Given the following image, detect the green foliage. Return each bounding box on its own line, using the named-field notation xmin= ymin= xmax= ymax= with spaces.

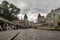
xmin=58 ymin=15 xmax=60 ymax=19
xmin=0 ymin=1 xmax=20 ymax=21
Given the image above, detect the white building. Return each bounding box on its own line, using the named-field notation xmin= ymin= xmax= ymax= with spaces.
xmin=46 ymin=8 xmax=60 ymax=28
xmin=46 ymin=8 xmax=60 ymax=23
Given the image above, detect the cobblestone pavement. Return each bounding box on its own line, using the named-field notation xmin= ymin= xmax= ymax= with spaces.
xmin=14 ymin=29 xmax=60 ymax=40
xmin=0 ymin=30 xmax=20 ymax=40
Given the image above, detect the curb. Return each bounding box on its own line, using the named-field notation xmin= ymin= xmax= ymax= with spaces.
xmin=8 ymin=30 xmax=21 ymax=40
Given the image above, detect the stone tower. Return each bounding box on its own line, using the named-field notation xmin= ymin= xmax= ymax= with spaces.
xmin=24 ymin=14 xmax=28 ymax=22
xmin=38 ymin=14 xmax=41 ymax=23
xmin=24 ymin=14 xmax=28 ymax=27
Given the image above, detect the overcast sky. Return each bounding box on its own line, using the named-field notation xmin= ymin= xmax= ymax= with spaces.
xmin=0 ymin=0 xmax=60 ymax=22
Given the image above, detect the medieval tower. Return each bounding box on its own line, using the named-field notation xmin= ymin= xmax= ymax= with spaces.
xmin=38 ymin=14 xmax=41 ymax=23
xmin=24 ymin=14 xmax=28 ymax=27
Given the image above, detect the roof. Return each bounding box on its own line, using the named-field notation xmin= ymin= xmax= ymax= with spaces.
xmin=38 ymin=14 xmax=41 ymax=17
xmin=24 ymin=14 xmax=27 ymax=18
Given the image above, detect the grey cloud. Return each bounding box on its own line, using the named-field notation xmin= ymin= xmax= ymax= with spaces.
xmin=21 ymin=0 xmax=60 ymax=13
xmin=0 ymin=0 xmax=60 ymax=14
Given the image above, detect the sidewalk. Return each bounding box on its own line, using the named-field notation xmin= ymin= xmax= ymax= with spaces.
xmin=0 ymin=29 xmax=21 ymax=40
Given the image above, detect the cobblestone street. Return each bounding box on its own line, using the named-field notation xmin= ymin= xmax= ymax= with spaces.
xmin=14 ymin=29 xmax=60 ymax=40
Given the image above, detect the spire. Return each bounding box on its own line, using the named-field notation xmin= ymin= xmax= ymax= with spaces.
xmin=38 ymin=13 xmax=41 ymax=17
xmin=24 ymin=14 xmax=27 ymax=18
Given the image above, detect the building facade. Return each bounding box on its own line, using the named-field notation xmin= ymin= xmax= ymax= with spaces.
xmin=46 ymin=8 xmax=60 ymax=23
xmin=38 ymin=14 xmax=45 ymax=23
xmin=38 ymin=14 xmax=41 ymax=23
xmin=46 ymin=8 xmax=60 ymax=28
xmin=24 ymin=14 xmax=29 ymax=27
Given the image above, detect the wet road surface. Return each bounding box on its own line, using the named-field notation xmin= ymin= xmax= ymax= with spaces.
xmin=14 ymin=29 xmax=60 ymax=40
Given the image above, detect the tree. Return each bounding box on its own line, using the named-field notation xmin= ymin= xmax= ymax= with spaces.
xmin=9 ymin=4 xmax=20 ymax=16
xmin=0 ymin=1 xmax=21 ymax=21
xmin=58 ymin=15 xmax=60 ymax=19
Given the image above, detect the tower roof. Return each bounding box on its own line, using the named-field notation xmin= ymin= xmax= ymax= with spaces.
xmin=38 ymin=14 xmax=41 ymax=17
xmin=24 ymin=14 xmax=27 ymax=18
